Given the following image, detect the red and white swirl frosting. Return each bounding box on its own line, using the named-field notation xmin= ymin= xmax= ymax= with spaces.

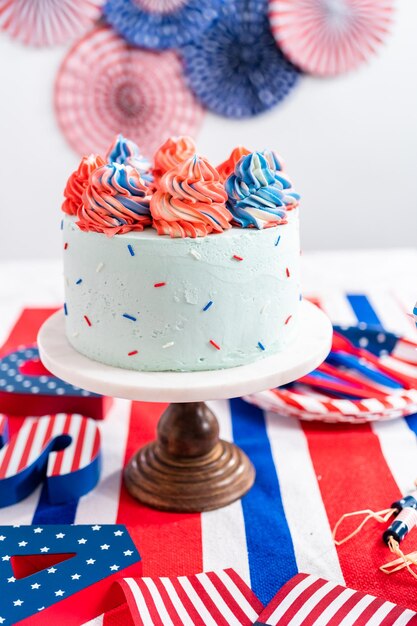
xmin=62 ymin=154 xmax=105 ymax=216
xmin=152 ymin=136 xmax=197 ymax=186
xmin=217 ymin=146 xmax=251 ymax=182
xmin=77 ymin=163 xmax=152 ymax=236
xmin=150 ymin=155 xmax=232 ymax=238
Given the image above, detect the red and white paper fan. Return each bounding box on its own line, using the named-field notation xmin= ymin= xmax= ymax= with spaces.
xmin=55 ymin=27 xmax=204 ymax=157
xmin=0 ymin=0 xmax=103 ymax=47
xmin=268 ymin=0 xmax=394 ymax=76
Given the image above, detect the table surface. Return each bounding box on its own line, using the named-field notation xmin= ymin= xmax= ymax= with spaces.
xmin=1 ymin=249 xmax=417 ymax=624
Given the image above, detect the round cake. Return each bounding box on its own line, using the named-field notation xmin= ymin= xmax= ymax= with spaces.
xmin=62 ymin=135 xmax=301 ymax=372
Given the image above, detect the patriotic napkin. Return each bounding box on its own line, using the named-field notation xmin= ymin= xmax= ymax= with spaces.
xmin=255 ymin=573 xmax=417 ymax=625
xmin=103 ymin=568 xmax=264 ymax=626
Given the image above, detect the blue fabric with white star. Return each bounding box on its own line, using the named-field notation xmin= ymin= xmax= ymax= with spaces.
xmin=0 ymin=524 xmax=140 ymax=625
xmin=0 ymin=347 xmax=98 ymax=397
xmin=333 ymin=323 xmax=399 ymax=356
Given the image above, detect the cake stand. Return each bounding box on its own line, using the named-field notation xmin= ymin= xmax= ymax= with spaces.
xmin=37 ymin=300 xmax=332 ymax=513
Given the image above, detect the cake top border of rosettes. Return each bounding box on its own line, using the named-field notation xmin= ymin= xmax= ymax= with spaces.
xmin=62 ymin=134 xmax=300 ymax=239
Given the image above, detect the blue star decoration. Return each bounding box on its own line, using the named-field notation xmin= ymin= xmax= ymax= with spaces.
xmin=0 ymin=346 xmax=108 ymax=420
xmin=0 ymin=346 xmax=96 ymax=397
xmin=0 ymin=525 xmax=140 ymax=624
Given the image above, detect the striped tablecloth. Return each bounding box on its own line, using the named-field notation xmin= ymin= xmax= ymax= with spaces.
xmin=0 ymin=250 xmax=416 ymax=623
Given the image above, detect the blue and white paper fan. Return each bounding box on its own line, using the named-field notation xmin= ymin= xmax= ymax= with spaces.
xmin=103 ymin=0 xmax=221 ymax=49
xmin=180 ymin=3 xmax=300 ymax=118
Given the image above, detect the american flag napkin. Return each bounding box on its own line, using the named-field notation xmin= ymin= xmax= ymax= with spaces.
xmin=254 ymin=573 xmax=417 ymax=625
xmin=103 ymin=568 xmax=264 ymax=626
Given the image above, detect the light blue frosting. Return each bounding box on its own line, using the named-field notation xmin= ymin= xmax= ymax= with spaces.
xmin=107 ymin=134 xmax=153 ymax=183
xmin=225 ymin=152 xmax=300 ymax=229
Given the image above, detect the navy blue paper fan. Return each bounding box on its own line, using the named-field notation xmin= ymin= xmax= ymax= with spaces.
xmin=180 ymin=3 xmax=300 ymax=118
xmin=103 ymin=0 xmax=221 ymax=50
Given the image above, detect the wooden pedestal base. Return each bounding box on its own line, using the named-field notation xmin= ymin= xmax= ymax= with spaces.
xmin=124 ymin=402 xmax=255 ymax=512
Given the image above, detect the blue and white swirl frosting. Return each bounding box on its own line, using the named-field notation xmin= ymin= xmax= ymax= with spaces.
xmin=106 ymin=134 xmax=153 ymax=183
xmin=225 ymin=152 xmax=300 ymax=229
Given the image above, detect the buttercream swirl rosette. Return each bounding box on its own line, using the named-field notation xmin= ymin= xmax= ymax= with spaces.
xmin=62 ymin=154 xmax=105 ymax=216
xmin=106 ymin=134 xmax=152 ymax=183
xmin=78 ymin=163 xmax=152 ymax=236
xmin=217 ymin=146 xmax=251 ymax=183
xmin=262 ymin=149 xmax=285 ymax=174
xmin=153 ymin=136 xmax=196 ymax=186
xmin=226 ymin=152 xmax=300 ymax=229
xmin=150 ymin=155 xmax=233 ymax=238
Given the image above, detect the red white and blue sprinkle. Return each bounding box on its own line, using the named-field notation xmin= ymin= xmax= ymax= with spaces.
xmin=76 ymin=278 xmax=83 ymax=285
xmin=154 ymin=282 xmax=166 ymax=288
xmin=162 ymin=342 xmax=175 ymax=349
xmin=209 ymin=339 xmax=221 ymax=350
xmin=64 ymin=242 xmax=68 ymax=250
xmin=60 ymin=219 xmax=64 ymax=230
xmin=203 ymin=301 xmax=213 ymax=311
xmin=84 ymin=315 xmax=92 ymax=327
xmin=96 ymin=262 xmax=104 ymax=273
xmin=275 ymin=234 xmax=281 ymax=246
xmin=286 ymin=267 xmax=290 ymax=278
xmin=122 ymin=314 xmax=137 ymax=322
xmin=128 ymin=350 xmax=138 ymax=356
xmin=127 ymin=244 xmax=135 ymax=256
xmin=232 ymin=255 xmax=243 ymax=261
xmin=285 ymin=315 xmax=292 ymax=325
xmin=258 ymin=341 xmax=265 ymax=351
xmin=64 ymin=303 xmax=68 ymax=316
xmin=190 ymin=249 xmax=201 ymax=260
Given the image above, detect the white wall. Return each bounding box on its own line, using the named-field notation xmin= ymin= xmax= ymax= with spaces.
xmin=0 ymin=0 xmax=416 ymax=261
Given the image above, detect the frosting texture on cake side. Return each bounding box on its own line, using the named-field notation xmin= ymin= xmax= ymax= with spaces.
xmin=62 ymin=211 xmax=300 ymax=372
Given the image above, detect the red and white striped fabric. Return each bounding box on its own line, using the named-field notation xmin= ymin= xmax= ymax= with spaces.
xmin=114 ymin=569 xmax=263 ymax=626
xmin=0 ymin=0 xmax=103 ymax=47
xmin=268 ymin=0 xmax=394 ymax=76
xmin=0 ymin=412 xmax=100 ymax=478
xmin=55 ymin=27 xmax=204 ymax=158
xmin=255 ymin=573 xmax=417 ymax=625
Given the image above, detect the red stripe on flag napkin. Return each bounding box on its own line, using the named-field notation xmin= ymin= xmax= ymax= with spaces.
xmin=255 ymin=573 xmax=417 ymax=625
xmin=103 ymin=568 xmax=263 ymax=626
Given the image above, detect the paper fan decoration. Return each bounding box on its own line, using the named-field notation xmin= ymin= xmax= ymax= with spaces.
xmin=55 ymin=27 xmax=204 ymax=158
xmin=103 ymin=0 xmax=221 ymax=50
xmin=181 ymin=5 xmax=300 ymax=118
xmin=268 ymin=0 xmax=394 ymax=76
xmin=0 ymin=0 xmax=103 ymax=46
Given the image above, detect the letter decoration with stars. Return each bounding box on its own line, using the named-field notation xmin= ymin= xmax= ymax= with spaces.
xmin=0 ymin=346 xmax=110 ymax=420
xmin=0 ymin=524 xmax=141 ymax=625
